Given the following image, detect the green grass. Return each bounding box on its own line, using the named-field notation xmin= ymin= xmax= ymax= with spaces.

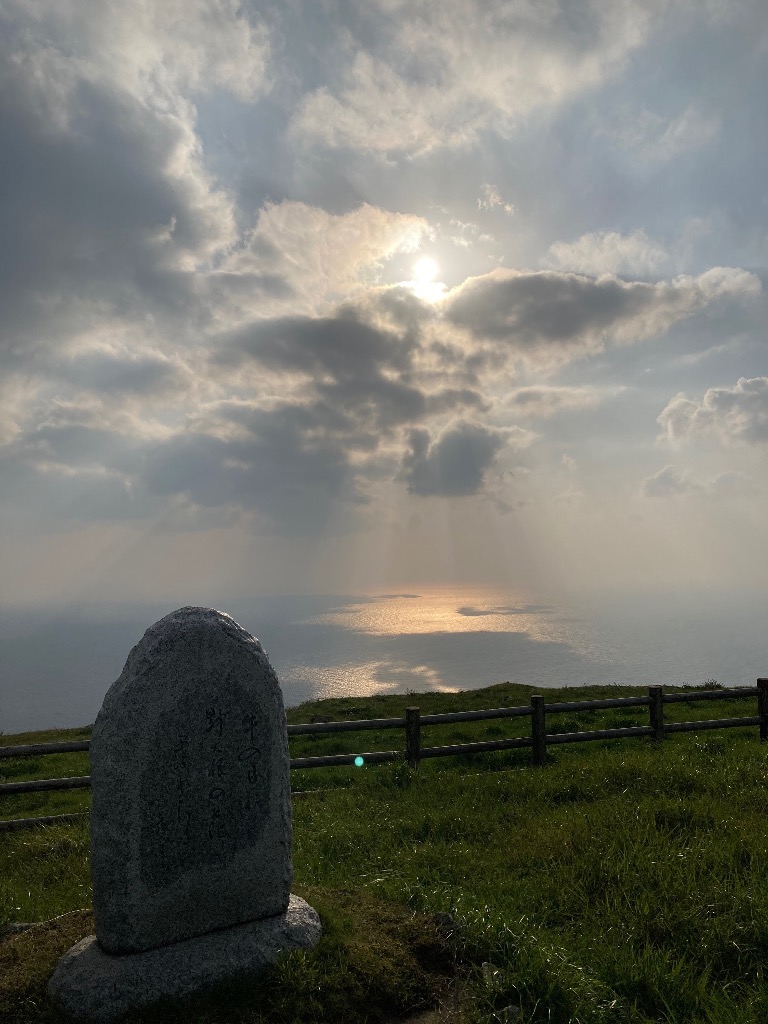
xmin=3 ymin=681 xmax=768 ymax=1022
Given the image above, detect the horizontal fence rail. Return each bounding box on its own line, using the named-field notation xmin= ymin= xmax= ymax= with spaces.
xmin=1 ymin=681 xmax=766 ymax=831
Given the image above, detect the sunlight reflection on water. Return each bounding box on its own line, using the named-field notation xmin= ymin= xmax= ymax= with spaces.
xmin=279 ymin=585 xmax=767 ymax=704
xmin=285 ymin=658 xmax=452 ymax=701
xmin=288 ymin=586 xmax=599 ymax=701
xmin=304 ymin=585 xmax=609 ymax=656
xmin=2 ymin=585 xmax=765 ymax=732
xmin=307 ymin=586 xmax=560 ymax=637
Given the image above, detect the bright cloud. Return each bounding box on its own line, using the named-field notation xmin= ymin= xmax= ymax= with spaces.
xmin=478 ymin=184 xmax=515 ymax=216
xmin=290 ymin=0 xmax=658 ymax=154
xmin=1 ymin=0 xmax=271 ymax=105
xmin=543 ymin=229 xmax=670 ymax=277
xmin=658 ymin=377 xmax=768 ymax=446
xmin=218 ymin=202 xmax=429 ymax=314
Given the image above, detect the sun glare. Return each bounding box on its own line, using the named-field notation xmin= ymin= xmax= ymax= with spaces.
xmin=412 ymin=256 xmax=439 ymax=283
xmin=404 ymin=255 xmax=445 ymax=302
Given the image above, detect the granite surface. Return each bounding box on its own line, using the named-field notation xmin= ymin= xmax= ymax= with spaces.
xmin=89 ymin=607 xmax=293 ymax=954
xmin=47 ymin=894 xmax=322 ymax=1022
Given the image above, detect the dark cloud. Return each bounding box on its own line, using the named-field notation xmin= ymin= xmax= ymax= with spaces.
xmin=444 ymin=268 xmax=760 ymax=366
xmin=426 ymin=388 xmax=487 ymax=415
xmin=0 ymin=29 xmax=232 ymax=372
xmin=219 ymin=314 xmax=412 ymax=379
xmin=401 ymin=421 xmax=508 ymax=496
xmin=142 ymin=408 xmax=365 ymax=533
xmin=0 ymin=446 xmax=146 ymax=524
xmin=218 ymin=396 xmax=363 ymax=445
xmin=204 ymin=271 xmax=294 ymax=308
xmin=53 ymin=352 xmax=181 ymax=395
xmin=20 ymin=423 xmax=133 ymax=468
xmin=446 ymin=270 xmax=650 ymax=343
xmin=361 ymin=286 xmax=434 ymax=341
xmin=6 ymin=399 xmax=146 ymax=472
xmin=216 ymin=308 xmax=484 ymax=436
xmin=0 ymin=403 xmax=156 ymax=524
xmin=1 ymin=290 xmax=491 ymax=534
xmin=315 ymin=377 xmax=427 ymax=431
xmin=1 ymin=396 xmax=369 ymax=534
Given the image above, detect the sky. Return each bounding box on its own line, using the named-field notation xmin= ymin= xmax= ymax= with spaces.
xmin=1 ymin=0 xmax=767 ymax=611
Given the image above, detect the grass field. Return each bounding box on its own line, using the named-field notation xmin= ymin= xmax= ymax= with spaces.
xmin=3 ymin=681 xmax=768 ymax=1023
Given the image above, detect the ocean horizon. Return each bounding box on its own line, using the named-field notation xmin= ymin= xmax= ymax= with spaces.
xmin=2 ymin=585 xmax=766 ymax=735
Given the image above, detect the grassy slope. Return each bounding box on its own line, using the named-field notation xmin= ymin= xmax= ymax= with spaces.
xmin=2 ymin=681 xmax=768 ymax=1023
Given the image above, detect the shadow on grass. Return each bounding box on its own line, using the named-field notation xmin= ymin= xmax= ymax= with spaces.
xmin=1 ymin=887 xmax=467 ymax=1024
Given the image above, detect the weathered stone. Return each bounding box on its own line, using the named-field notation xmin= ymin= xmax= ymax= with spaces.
xmin=47 ymin=893 xmax=321 ymax=1023
xmin=47 ymin=606 xmax=321 ymax=1023
xmin=88 ymin=606 xmax=293 ymax=954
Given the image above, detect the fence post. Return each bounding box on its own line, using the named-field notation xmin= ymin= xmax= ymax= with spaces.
xmin=405 ymin=707 xmax=421 ymax=767
xmin=758 ymin=680 xmax=768 ymax=742
xmin=649 ymin=685 xmax=664 ymax=741
xmin=531 ymin=695 xmax=546 ymax=766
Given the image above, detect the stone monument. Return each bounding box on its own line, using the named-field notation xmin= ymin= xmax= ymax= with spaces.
xmin=48 ymin=606 xmax=321 ymax=1021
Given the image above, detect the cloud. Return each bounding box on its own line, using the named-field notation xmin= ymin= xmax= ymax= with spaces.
xmin=0 ymin=0 xmax=248 ymax=373
xmin=217 ymin=309 xmax=436 ymax=436
xmin=0 ymin=397 xmax=169 ymax=524
xmin=657 ymin=377 xmax=768 ymax=446
xmin=131 ymin=369 xmax=486 ymax=534
xmin=642 ymin=464 xmax=760 ymax=501
xmin=708 ymin=471 xmax=757 ymax=498
xmin=553 ymin=487 xmax=584 ymax=504
xmin=0 ymin=4 xmax=444 ymax=538
xmin=52 ymin=348 xmax=182 ymax=396
xmin=542 ymin=229 xmax=670 ymax=277
xmin=0 ymin=273 xmax=491 ymax=536
xmin=290 ymin=0 xmax=657 ymax=154
xmin=1 ymin=393 xmax=370 ymax=534
xmin=1 ymin=0 xmax=271 ymax=106
xmin=400 ymin=420 xmax=519 ymax=497
xmin=221 ymin=314 xmax=412 ymax=383
xmin=220 ymin=202 xmax=429 ymax=313
xmin=478 ymin=184 xmax=515 ymax=215
xmin=612 ymin=103 xmax=720 ymax=162
xmin=444 ymin=266 xmax=761 ymax=368
xmin=1 ymin=0 xmax=764 ymax=560
xmin=642 ymin=464 xmax=700 ymax=498
xmin=142 ymin=409 xmax=365 ymax=533
xmin=505 ymin=386 xmax=604 ymax=418
xmin=7 ymin=249 xmax=759 ymax=537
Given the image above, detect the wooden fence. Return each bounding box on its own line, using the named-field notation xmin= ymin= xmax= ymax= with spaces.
xmin=2 ymin=681 xmax=767 ymax=831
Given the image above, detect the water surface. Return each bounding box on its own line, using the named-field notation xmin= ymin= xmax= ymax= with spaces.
xmin=1 ymin=586 xmax=766 ymax=734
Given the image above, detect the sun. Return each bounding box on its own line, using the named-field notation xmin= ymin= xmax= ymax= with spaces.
xmin=401 ymin=255 xmax=445 ymax=303
xmin=412 ymin=256 xmax=439 ymax=283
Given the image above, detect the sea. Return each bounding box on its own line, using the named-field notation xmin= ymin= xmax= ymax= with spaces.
xmin=1 ymin=586 xmax=766 ymax=735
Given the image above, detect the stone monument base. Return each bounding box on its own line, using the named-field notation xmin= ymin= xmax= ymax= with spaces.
xmin=47 ymin=894 xmax=321 ymax=1022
